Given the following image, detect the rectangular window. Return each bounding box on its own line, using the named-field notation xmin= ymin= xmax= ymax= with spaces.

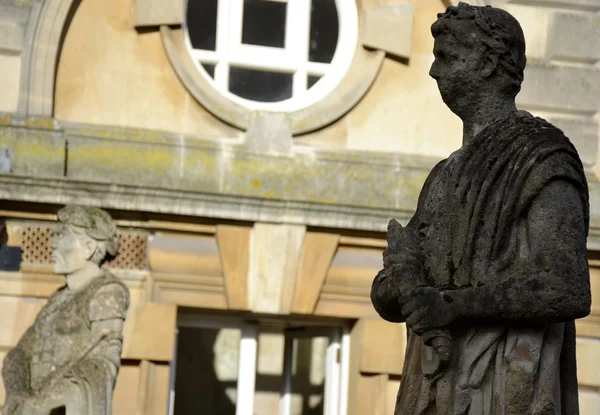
xmin=168 ymin=314 xmax=350 ymax=415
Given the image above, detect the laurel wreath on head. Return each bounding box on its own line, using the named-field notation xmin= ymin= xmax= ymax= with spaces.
xmin=57 ymin=205 xmax=119 ymax=256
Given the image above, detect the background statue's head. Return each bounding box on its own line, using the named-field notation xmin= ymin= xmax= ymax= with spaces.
xmin=50 ymin=205 xmax=118 ymax=275
xmin=429 ymin=2 xmax=526 ymax=117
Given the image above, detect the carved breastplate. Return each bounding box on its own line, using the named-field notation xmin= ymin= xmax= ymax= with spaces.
xmin=29 ymin=274 xmax=111 ymax=390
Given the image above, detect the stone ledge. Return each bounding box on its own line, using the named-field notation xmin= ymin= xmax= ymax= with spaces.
xmin=3 ymin=173 xmax=600 ymax=250
xmin=0 ymin=174 xmax=410 ymax=233
xmin=2 ymin=117 xmax=600 ymax=247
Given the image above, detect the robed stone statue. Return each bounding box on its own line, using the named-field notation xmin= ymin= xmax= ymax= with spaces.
xmin=371 ymin=3 xmax=591 ymax=414
xmin=2 ymin=206 xmax=130 ymax=415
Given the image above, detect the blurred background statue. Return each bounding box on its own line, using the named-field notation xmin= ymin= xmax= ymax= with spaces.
xmin=2 ymin=205 xmax=130 ymax=415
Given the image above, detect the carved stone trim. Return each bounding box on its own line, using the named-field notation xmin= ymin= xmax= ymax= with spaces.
xmin=160 ymin=27 xmax=253 ymax=131
xmin=133 ymin=0 xmax=183 ymax=27
xmin=18 ymin=0 xmax=80 ymax=117
xmin=151 ymin=272 xmax=228 ymax=309
xmin=0 ymin=174 xmax=410 ymax=233
xmin=361 ymin=5 xmax=414 ymax=60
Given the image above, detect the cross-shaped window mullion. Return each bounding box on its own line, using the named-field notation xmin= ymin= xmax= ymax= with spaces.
xmin=186 ymin=0 xmax=353 ymax=111
xmin=215 ymin=0 xmax=233 ymax=89
xmin=286 ymin=0 xmax=312 ymax=97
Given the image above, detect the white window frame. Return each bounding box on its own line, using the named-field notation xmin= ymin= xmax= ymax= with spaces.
xmin=168 ymin=314 xmax=350 ymax=415
xmin=183 ymin=0 xmax=359 ymax=112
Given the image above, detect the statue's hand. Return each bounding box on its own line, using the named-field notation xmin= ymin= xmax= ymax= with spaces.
xmin=385 ymin=219 xmax=421 ymax=263
xmin=401 ymin=287 xmax=458 ymax=335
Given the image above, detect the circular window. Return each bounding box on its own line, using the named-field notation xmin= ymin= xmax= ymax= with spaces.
xmin=183 ymin=0 xmax=358 ymax=112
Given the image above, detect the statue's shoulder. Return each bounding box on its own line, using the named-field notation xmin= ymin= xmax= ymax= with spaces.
xmin=88 ymin=271 xmax=130 ymax=322
xmin=511 ymin=110 xmax=566 ymax=138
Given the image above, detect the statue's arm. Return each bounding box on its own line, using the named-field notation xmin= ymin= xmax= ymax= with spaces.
xmin=84 ymin=318 xmax=126 ymax=381
xmin=371 ymin=168 xmax=437 ymax=325
xmin=371 ymin=269 xmax=406 ymax=323
xmin=448 ymin=179 xmax=591 ymax=324
xmin=2 ymin=325 xmax=35 ymax=397
xmin=82 ymin=282 xmax=129 ymax=377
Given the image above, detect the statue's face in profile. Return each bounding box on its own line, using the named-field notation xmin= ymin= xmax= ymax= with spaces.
xmin=429 ymin=30 xmax=487 ymax=115
xmin=51 ymin=225 xmax=94 ymax=274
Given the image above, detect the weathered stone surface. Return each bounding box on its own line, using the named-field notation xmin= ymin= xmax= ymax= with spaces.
xmin=547 ymin=11 xmax=600 ymax=63
xmin=0 ymin=1 xmax=31 ymax=53
xmin=67 ymin=134 xmax=185 ymax=190
xmin=133 ymin=0 xmax=183 ymax=27
xmin=247 ymin=223 xmax=305 ymax=314
xmin=1 ymin=205 xmax=130 ymax=415
xmin=372 ymin=4 xmax=591 ymax=414
xmin=361 ymin=5 xmax=414 ymax=59
xmin=0 ymin=21 xmax=24 ymax=54
xmin=0 ymin=120 xmax=65 ymax=177
xmin=518 ymin=63 xmax=600 ymax=114
xmin=3 ymin=114 xmax=600 ymax=248
xmin=0 ymin=54 xmax=20 ymax=113
xmin=243 ymin=111 xmax=292 ymax=155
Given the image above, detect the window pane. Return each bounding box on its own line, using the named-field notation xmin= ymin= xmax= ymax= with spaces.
xmin=186 ymin=0 xmax=218 ymax=51
xmin=202 ymin=63 xmax=216 ymax=79
xmin=307 ymin=75 xmax=321 ymax=89
xmin=229 ymin=67 xmax=293 ymax=102
xmin=290 ymin=336 xmax=329 ymax=415
xmin=173 ymin=327 xmax=240 ymax=415
xmin=309 ymin=0 xmax=339 ymax=63
xmin=242 ymin=0 xmax=287 ymax=48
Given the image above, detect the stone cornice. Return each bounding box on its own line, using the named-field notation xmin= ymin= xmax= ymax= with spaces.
xmin=0 ymin=174 xmax=411 ymax=232
xmin=2 ymin=116 xmax=600 ymax=250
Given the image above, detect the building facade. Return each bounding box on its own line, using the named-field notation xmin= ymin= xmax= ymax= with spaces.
xmin=0 ymin=0 xmax=599 ymax=413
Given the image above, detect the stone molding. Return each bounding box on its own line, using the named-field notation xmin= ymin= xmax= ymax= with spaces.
xmin=17 ymin=0 xmax=79 ymax=117
xmin=0 ymin=173 xmax=409 ymax=233
xmin=2 ymin=116 xmax=600 ymax=247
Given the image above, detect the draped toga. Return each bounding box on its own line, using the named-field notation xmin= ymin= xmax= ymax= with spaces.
xmin=395 ymin=112 xmax=589 ymax=415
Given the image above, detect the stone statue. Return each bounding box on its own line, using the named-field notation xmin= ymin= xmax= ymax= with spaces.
xmin=2 ymin=206 xmax=130 ymax=415
xmin=371 ymin=3 xmax=591 ymax=414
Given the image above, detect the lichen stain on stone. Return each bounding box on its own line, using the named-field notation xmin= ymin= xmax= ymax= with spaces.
xmin=183 ymin=149 xmax=219 ymax=172
xmin=1 ymin=135 xmax=64 ymax=162
xmin=70 ymin=145 xmax=176 ymax=174
xmin=251 ymin=179 xmax=261 ymax=188
xmin=264 ymin=191 xmax=282 ymax=199
xmin=24 ymin=117 xmax=58 ymax=130
xmin=0 ymin=115 xmax=13 ymax=126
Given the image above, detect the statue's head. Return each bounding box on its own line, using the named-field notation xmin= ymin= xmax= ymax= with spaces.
xmin=429 ymin=2 xmax=526 ymax=117
xmin=50 ymin=205 xmax=118 ymax=274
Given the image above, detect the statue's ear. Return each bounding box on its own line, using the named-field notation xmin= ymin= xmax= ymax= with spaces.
xmin=481 ymin=53 xmax=499 ymax=78
xmin=83 ymin=238 xmax=97 ymax=260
